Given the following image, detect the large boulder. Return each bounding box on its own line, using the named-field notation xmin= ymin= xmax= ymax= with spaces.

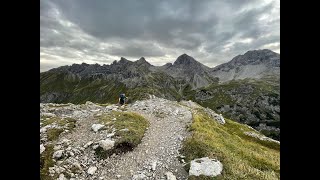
xmin=189 ymin=157 xmax=223 ymax=177
xmin=91 ymin=124 xmax=105 ymax=132
xmin=98 ymin=139 xmax=115 ymax=151
xmin=87 ymin=166 xmax=97 ymax=175
xmin=165 ymin=172 xmax=176 ymax=180
xmin=52 ymin=150 xmax=64 ymax=159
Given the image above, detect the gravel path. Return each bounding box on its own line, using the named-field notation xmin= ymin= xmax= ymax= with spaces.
xmin=99 ymin=98 xmax=193 ymax=179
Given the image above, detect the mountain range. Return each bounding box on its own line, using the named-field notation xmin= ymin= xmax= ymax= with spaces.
xmin=40 ymin=49 xmax=280 ymax=140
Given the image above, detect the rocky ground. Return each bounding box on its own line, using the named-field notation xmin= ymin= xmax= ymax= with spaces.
xmin=41 ymin=96 xmax=278 ymax=180
xmin=41 ymin=97 xmax=195 ymax=180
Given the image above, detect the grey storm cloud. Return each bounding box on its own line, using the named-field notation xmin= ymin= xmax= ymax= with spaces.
xmin=40 ymin=0 xmax=279 ymax=72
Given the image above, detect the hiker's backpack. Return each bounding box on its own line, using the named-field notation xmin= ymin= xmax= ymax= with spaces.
xmin=120 ymin=94 xmax=125 ymax=100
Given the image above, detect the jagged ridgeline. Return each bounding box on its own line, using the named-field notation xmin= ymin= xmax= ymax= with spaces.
xmin=40 ymin=49 xmax=280 ymax=140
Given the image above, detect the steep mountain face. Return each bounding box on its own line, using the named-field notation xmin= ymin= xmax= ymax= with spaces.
xmin=210 ymin=49 xmax=280 ymax=82
xmin=151 ymin=54 xmax=217 ymax=89
xmin=40 ymin=49 xmax=280 ymax=140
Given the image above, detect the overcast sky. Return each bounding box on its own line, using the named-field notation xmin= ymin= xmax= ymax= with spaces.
xmin=40 ymin=0 xmax=279 ymax=72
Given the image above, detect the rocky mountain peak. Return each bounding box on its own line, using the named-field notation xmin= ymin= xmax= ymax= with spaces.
xmin=210 ymin=49 xmax=280 ymax=82
xmin=119 ymin=57 xmax=129 ymax=63
xmin=231 ymin=49 xmax=280 ymax=66
xmin=163 ymin=62 xmax=172 ymax=67
xmin=244 ymin=49 xmax=278 ymax=56
xmin=138 ymin=57 xmax=146 ymax=61
xmin=135 ymin=57 xmax=151 ymax=66
xmin=173 ymin=54 xmax=199 ymax=66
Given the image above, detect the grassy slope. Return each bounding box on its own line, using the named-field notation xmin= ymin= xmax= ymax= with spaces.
xmin=180 ymin=109 xmax=280 ymax=180
xmin=40 ymin=72 xmax=127 ymax=104
xmin=183 ymin=79 xmax=279 ymax=110
xmin=95 ymin=111 xmax=149 ymax=158
xmin=182 ymin=78 xmax=280 ymax=140
xmin=40 ymin=71 xmax=183 ymax=104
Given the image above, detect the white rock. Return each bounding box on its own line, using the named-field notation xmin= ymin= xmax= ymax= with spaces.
xmin=40 ymin=144 xmax=45 ymax=154
xmin=84 ymin=141 xmax=93 ymax=148
xmin=214 ymin=114 xmax=225 ymax=124
xmin=119 ymin=128 xmax=129 ymax=132
xmin=151 ymin=161 xmax=157 ymax=171
xmin=49 ymin=167 xmax=55 ymax=174
xmin=165 ymin=172 xmax=176 ymax=180
xmin=58 ymin=173 xmax=67 ymax=180
xmin=52 ymin=150 xmax=64 ymax=159
xmin=69 ymin=151 xmax=74 ymax=156
xmin=55 ymin=166 xmax=66 ymax=174
xmin=42 ymin=112 xmax=56 ymax=117
xmin=244 ymin=131 xmax=280 ymax=144
xmin=85 ymin=101 xmax=94 ymax=105
xmin=112 ymin=118 xmax=117 ymax=121
xmin=106 ymin=133 xmax=115 ymax=138
xmin=98 ymin=139 xmax=115 ymax=150
xmin=40 ymin=127 xmax=47 ymax=133
xmin=91 ymin=109 xmax=100 ymax=112
xmin=189 ymin=157 xmax=223 ymax=177
xmin=87 ymin=166 xmax=97 ymax=175
xmin=91 ymin=124 xmax=105 ymax=132
xmin=132 ymin=173 xmax=147 ymax=180
xmin=92 ymin=144 xmax=99 ymax=150
xmin=116 ymin=175 xmax=121 ymax=178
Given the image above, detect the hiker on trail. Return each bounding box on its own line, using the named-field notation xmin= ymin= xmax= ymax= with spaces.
xmin=119 ymin=93 xmax=127 ymax=106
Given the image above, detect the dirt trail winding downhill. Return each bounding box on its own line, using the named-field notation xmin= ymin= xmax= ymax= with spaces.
xmin=98 ymin=97 xmax=193 ymax=179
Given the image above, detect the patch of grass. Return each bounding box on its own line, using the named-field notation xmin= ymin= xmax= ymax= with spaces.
xmin=57 ymin=117 xmax=77 ymax=130
xmin=180 ymin=110 xmax=280 ymax=180
xmin=40 ymin=144 xmax=58 ymax=180
xmin=46 ymin=128 xmax=64 ymax=141
xmin=41 ymin=116 xmax=76 ymax=131
xmin=96 ymin=111 xmax=149 ymax=158
xmin=41 ymin=71 xmax=128 ymax=104
xmin=40 ymin=116 xmax=57 ymax=127
xmin=45 ymin=117 xmax=76 ymax=141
